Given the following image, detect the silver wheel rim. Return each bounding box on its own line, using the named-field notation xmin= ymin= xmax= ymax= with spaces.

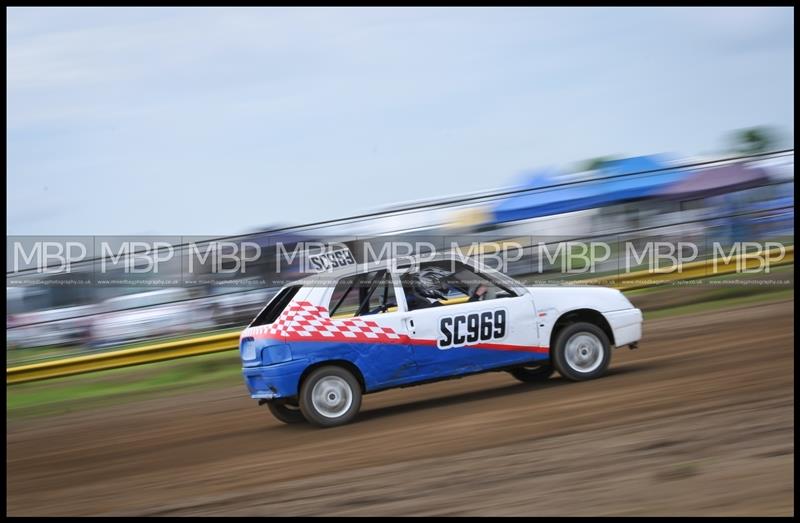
xmin=311 ymin=376 xmax=353 ymax=418
xmin=565 ymin=332 xmax=604 ymax=373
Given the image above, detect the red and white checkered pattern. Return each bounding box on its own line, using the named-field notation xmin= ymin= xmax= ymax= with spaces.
xmin=247 ymin=301 xmax=403 ymax=343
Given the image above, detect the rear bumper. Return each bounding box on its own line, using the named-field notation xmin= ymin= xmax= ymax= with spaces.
xmin=242 ymin=359 xmax=308 ymax=400
xmin=604 ymin=308 xmax=643 ymax=347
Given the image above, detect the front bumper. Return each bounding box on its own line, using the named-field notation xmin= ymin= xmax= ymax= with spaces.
xmin=242 ymin=359 xmax=308 ymax=400
xmin=604 ymin=308 xmax=643 ymax=347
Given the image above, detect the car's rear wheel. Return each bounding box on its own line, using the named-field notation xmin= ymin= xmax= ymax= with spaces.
xmin=552 ymin=322 xmax=611 ymax=381
xmin=266 ymin=399 xmax=306 ymax=424
xmin=299 ymin=366 xmax=362 ymax=428
xmin=508 ymin=363 xmax=554 ymax=383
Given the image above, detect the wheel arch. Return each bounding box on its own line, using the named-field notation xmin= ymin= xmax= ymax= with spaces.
xmin=549 ymin=308 xmax=615 ymax=351
xmin=298 ymin=359 xmax=367 ymax=394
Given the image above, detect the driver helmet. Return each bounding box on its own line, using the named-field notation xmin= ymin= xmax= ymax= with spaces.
xmin=406 ymin=266 xmax=453 ymax=300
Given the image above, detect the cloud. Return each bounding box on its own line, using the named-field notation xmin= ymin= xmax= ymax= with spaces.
xmin=6 ymin=7 xmax=795 ymax=235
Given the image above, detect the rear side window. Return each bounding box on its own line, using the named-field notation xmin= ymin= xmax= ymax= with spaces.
xmin=249 ymin=286 xmax=301 ymax=327
xmin=328 ymin=270 xmax=397 ymax=319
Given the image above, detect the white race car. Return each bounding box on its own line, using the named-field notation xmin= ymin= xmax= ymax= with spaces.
xmin=240 ymin=252 xmax=643 ymax=427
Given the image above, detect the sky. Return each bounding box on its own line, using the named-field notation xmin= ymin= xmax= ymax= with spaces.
xmin=6 ymin=7 xmax=795 ymax=236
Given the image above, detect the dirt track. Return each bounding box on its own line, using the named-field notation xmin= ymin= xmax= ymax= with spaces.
xmin=6 ymin=300 xmax=795 ymax=516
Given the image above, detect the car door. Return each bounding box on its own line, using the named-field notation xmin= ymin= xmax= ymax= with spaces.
xmin=323 ymin=269 xmax=418 ymax=388
xmin=395 ymin=261 xmax=544 ymax=381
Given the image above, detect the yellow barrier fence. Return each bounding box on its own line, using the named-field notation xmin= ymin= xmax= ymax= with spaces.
xmin=7 ymin=331 xmax=240 ymax=385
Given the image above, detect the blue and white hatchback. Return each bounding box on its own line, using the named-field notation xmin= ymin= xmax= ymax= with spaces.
xmin=240 ymin=253 xmax=642 ymax=427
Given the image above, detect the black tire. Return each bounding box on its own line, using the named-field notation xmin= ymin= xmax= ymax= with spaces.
xmin=508 ymin=363 xmax=555 ymax=383
xmin=299 ymin=366 xmax=362 ymax=428
xmin=552 ymin=322 xmax=611 ymax=382
xmin=266 ymin=400 xmax=306 ymax=424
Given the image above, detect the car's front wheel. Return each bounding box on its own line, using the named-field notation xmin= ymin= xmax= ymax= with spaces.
xmin=266 ymin=399 xmax=306 ymax=424
xmin=299 ymin=366 xmax=362 ymax=427
xmin=552 ymin=322 xmax=611 ymax=381
xmin=508 ymin=363 xmax=554 ymax=383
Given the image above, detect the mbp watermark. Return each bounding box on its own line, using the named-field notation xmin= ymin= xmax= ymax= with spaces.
xmin=712 ymin=242 xmax=786 ymax=274
xmin=187 ymin=241 xmax=261 ymax=274
xmin=537 ymin=241 xmax=612 ymax=274
xmin=625 ymin=242 xmax=699 ymax=273
xmin=12 ymin=240 xmax=88 ymax=273
xmin=99 ymin=241 xmax=175 ymax=273
xmin=5 ymin=236 xmax=793 ymax=287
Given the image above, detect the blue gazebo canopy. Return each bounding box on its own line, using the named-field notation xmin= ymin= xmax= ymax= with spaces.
xmin=491 ymin=155 xmax=691 ymax=224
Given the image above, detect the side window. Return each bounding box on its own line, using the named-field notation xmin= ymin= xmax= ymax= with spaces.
xmin=328 ymin=270 xmax=397 ymax=319
xmin=249 ymin=285 xmax=301 ymax=327
xmin=400 ymin=261 xmax=516 ymax=312
xmin=367 ymin=271 xmax=399 ymax=314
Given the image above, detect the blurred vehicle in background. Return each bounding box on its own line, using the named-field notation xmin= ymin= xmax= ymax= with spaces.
xmin=90 ymin=288 xmax=202 ymax=347
xmin=7 ymin=304 xmax=96 ymax=350
xmin=201 ymin=288 xmax=277 ymax=329
xmin=86 ymin=287 xmax=278 ymax=348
